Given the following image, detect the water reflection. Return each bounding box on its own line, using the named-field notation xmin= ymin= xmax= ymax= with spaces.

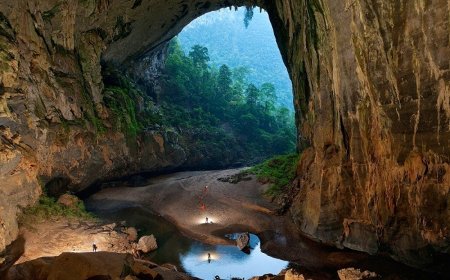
xmin=180 ymin=234 xmax=288 ymax=280
xmin=92 ymin=207 xmax=288 ymax=279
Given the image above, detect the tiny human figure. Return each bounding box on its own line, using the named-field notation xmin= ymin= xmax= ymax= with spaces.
xmin=205 ymin=217 xmax=209 ymax=224
xmin=208 ymin=253 xmax=211 ymax=263
xmin=92 ymin=243 xmax=97 ymax=252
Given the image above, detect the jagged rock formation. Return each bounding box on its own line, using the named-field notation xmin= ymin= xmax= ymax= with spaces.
xmin=1 ymin=0 xmax=450 ymax=271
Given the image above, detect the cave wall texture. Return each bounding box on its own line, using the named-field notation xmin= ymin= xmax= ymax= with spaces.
xmin=1 ymin=0 xmax=450 ymax=269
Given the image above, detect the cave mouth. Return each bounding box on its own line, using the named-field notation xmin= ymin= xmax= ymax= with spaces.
xmin=101 ymin=6 xmax=297 ymax=172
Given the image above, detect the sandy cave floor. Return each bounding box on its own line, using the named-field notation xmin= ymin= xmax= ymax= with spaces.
xmin=17 ymin=168 xmax=285 ymax=264
xmin=11 ymin=169 xmax=438 ymax=279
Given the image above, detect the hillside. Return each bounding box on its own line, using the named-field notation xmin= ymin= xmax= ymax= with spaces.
xmin=177 ymin=7 xmax=293 ymax=110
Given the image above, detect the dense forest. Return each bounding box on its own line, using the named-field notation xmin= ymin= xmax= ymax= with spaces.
xmin=101 ymin=39 xmax=296 ymax=167
xmin=178 ymin=7 xmax=293 ymax=110
xmin=160 ymin=39 xmax=296 ymax=162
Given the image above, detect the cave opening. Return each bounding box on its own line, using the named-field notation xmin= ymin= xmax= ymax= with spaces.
xmin=101 ymin=6 xmax=297 ymax=172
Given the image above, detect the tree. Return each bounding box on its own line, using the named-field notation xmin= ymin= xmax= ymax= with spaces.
xmin=161 ymin=39 xmax=297 ymax=161
xmin=260 ymin=83 xmax=276 ymax=113
xmin=245 ymin=84 xmax=259 ymax=108
xmin=217 ymin=64 xmax=233 ymax=101
xmin=189 ymin=45 xmax=210 ymax=69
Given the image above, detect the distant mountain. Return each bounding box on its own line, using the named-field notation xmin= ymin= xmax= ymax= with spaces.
xmin=177 ymin=7 xmax=293 ymax=110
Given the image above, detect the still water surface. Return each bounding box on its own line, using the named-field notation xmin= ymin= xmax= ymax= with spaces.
xmin=94 ymin=207 xmax=288 ymax=280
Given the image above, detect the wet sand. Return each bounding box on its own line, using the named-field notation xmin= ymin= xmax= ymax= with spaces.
xmin=86 ymin=169 xmax=281 ymax=245
xmin=85 ymin=169 xmax=370 ymax=268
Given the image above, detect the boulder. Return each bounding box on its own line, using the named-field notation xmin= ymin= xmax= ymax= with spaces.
xmin=160 ymin=263 xmax=178 ymax=271
xmin=236 ymin=232 xmax=250 ymax=251
xmin=56 ymin=194 xmax=81 ymax=209
xmin=8 ymin=252 xmax=188 ymax=280
xmin=124 ymin=276 xmax=139 ymax=280
xmin=123 ymin=227 xmax=138 ymax=241
xmin=337 ymin=268 xmax=377 ymax=280
xmin=284 ymin=269 xmax=306 ymax=280
xmin=131 ymin=262 xmax=162 ymax=280
xmin=137 ymin=235 xmax=158 ymax=253
xmin=48 ymin=252 xmax=132 ymax=280
xmin=101 ymin=223 xmax=116 ymax=231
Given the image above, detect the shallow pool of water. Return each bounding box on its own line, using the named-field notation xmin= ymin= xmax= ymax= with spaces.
xmin=180 ymin=233 xmax=288 ymax=279
xmin=92 ymin=207 xmax=288 ymax=279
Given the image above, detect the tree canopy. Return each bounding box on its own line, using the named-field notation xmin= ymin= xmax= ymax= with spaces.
xmin=160 ymin=39 xmax=297 ymax=160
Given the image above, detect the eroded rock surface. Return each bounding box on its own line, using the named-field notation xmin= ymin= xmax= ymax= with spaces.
xmin=0 ymin=0 xmax=450 ymax=272
xmin=0 ymin=0 xmax=257 ymax=251
xmin=273 ymin=0 xmax=450 ymax=268
xmin=137 ymin=235 xmax=158 ymax=253
xmin=7 ymin=251 xmax=189 ymax=280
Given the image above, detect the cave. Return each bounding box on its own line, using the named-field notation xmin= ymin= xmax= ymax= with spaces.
xmin=1 ymin=0 xmax=450 ymax=278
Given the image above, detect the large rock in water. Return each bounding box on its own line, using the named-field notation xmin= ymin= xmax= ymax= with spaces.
xmin=137 ymin=235 xmax=158 ymax=253
xmin=236 ymin=232 xmax=250 ymax=251
xmin=0 ymin=0 xmax=449 ymax=271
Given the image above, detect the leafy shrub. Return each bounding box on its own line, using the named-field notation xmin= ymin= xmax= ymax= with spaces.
xmin=19 ymin=194 xmax=94 ymax=226
xmin=246 ymin=153 xmax=299 ymax=196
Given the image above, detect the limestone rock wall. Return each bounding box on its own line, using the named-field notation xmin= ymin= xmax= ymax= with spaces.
xmin=0 ymin=0 xmax=255 ymax=251
xmin=268 ymin=0 xmax=450 ymax=267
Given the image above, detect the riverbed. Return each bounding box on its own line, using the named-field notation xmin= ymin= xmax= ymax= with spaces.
xmin=84 ymin=169 xmax=439 ymax=279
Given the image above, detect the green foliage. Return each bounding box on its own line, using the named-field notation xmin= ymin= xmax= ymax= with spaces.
xmin=102 ymin=67 xmax=163 ymax=139
xmin=162 ymin=40 xmax=297 ymax=160
xmin=105 ymin=86 xmax=141 ymax=138
xmin=246 ymin=153 xmax=299 ymax=196
xmin=20 ymin=194 xmax=94 ymax=226
xmin=189 ymin=45 xmax=210 ymax=69
xmin=177 ymin=7 xmax=293 ymax=110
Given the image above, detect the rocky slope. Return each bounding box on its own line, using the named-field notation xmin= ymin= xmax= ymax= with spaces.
xmin=1 ymin=0 xmax=450 ymax=272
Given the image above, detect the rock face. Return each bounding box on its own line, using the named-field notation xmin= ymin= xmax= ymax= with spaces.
xmin=273 ymin=0 xmax=450 ymax=268
xmin=56 ymin=194 xmax=80 ymax=208
xmin=337 ymin=268 xmax=377 ymax=280
xmin=137 ymin=235 xmax=158 ymax=253
xmin=236 ymin=232 xmax=250 ymax=250
xmin=0 ymin=0 xmax=253 ymax=252
xmin=7 ymin=252 xmax=186 ymax=280
xmin=0 ymin=0 xmax=450 ymax=271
